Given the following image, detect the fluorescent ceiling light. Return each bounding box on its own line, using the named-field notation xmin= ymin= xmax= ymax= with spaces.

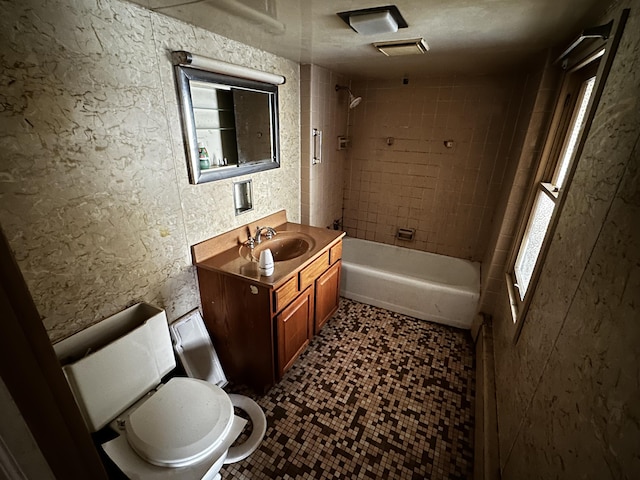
xmin=349 ymin=11 xmax=398 ymax=35
xmin=374 ymin=38 xmax=430 ymax=56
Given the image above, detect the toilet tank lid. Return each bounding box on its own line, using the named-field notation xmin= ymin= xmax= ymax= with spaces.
xmin=54 ymin=303 xmax=165 ymax=364
xmin=170 ymin=309 xmax=228 ymax=388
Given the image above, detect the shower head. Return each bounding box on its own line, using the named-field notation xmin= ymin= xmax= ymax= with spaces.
xmin=335 ymin=84 xmax=363 ymax=109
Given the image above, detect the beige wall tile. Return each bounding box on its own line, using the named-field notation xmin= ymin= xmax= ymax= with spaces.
xmin=300 ymin=65 xmax=348 ymax=229
xmin=344 ymin=74 xmax=527 ymax=261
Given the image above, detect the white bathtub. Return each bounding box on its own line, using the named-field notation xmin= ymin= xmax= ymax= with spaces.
xmin=340 ymin=237 xmax=480 ymax=329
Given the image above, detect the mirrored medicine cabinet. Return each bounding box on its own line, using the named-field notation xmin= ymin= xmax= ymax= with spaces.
xmin=173 ymin=53 xmax=281 ymax=184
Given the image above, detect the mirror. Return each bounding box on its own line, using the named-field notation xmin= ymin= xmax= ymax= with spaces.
xmin=174 ymin=65 xmax=280 ymax=184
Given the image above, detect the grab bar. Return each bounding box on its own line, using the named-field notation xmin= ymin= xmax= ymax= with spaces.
xmin=312 ymin=128 xmax=322 ymax=165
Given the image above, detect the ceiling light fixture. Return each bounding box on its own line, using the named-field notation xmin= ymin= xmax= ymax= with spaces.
xmin=350 ymin=11 xmax=397 ymax=35
xmin=337 ymin=5 xmax=408 ymax=35
xmin=172 ymin=50 xmax=286 ymax=85
xmin=373 ymin=38 xmax=429 ymax=56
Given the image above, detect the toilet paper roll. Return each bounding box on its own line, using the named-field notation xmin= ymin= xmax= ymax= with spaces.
xmin=258 ymin=249 xmax=274 ymax=276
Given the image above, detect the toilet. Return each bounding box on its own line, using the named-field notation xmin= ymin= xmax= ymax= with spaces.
xmin=54 ymin=303 xmax=266 ymax=479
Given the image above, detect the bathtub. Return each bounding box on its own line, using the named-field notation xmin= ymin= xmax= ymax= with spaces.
xmin=340 ymin=237 xmax=480 ymax=329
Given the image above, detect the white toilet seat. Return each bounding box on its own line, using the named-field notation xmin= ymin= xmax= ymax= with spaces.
xmin=168 ymin=310 xmax=268 ymax=467
xmin=224 ymin=394 xmax=268 ymax=464
xmin=126 ymin=377 xmax=234 ymax=468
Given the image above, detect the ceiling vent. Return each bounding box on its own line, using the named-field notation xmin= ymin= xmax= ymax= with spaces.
xmin=373 ymin=38 xmax=429 ymax=56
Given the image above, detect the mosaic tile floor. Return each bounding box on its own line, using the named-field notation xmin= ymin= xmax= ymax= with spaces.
xmin=223 ymin=298 xmax=475 ymax=479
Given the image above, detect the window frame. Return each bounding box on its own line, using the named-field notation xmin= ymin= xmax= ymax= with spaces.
xmin=506 ymin=51 xmax=606 ymax=343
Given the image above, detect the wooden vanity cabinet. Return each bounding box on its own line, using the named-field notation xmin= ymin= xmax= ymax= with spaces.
xmin=276 ymin=287 xmax=313 ymax=377
xmin=196 ymin=237 xmax=343 ymax=392
xmin=314 ymin=240 xmax=342 ymax=334
xmin=314 ymin=260 xmax=341 ymax=334
xmin=196 ymin=270 xmax=276 ymax=392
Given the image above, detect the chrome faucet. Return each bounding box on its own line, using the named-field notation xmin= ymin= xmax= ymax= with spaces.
xmin=253 ymin=226 xmax=277 ymax=244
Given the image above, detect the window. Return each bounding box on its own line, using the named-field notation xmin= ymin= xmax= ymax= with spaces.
xmin=506 ymin=56 xmax=601 ymax=337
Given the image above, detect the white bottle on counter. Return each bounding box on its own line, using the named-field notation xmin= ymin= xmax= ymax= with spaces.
xmin=258 ymin=249 xmax=274 ymax=276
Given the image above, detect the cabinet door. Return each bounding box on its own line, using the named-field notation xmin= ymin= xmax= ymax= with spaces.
xmin=276 ymin=287 xmax=313 ymax=377
xmin=314 ymin=260 xmax=341 ymax=334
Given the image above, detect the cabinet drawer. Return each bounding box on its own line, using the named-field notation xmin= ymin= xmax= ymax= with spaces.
xmin=299 ymin=251 xmax=329 ymax=291
xmin=273 ymin=275 xmax=298 ymax=313
xmin=329 ymin=241 xmax=342 ymax=265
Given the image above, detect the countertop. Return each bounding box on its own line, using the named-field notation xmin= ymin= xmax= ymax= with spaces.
xmin=195 ymin=222 xmax=345 ymax=289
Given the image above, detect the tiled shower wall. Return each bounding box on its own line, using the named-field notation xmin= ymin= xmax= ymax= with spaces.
xmin=343 ymin=76 xmax=527 ymax=262
xmin=300 ymin=65 xmax=349 ymax=228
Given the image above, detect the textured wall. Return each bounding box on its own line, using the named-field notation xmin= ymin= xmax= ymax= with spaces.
xmin=479 ymin=57 xmax=561 ymax=315
xmin=300 ymin=64 xmax=348 ymax=229
xmin=0 ymin=0 xmax=300 ymax=342
xmin=343 ymin=75 xmax=526 ymax=262
xmin=489 ymin=1 xmax=640 ymax=477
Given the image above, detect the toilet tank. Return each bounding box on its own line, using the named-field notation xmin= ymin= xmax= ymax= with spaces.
xmin=54 ymin=303 xmax=176 ymax=432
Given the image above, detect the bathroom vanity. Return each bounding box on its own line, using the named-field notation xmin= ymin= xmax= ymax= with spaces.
xmin=192 ymin=211 xmax=344 ymax=392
